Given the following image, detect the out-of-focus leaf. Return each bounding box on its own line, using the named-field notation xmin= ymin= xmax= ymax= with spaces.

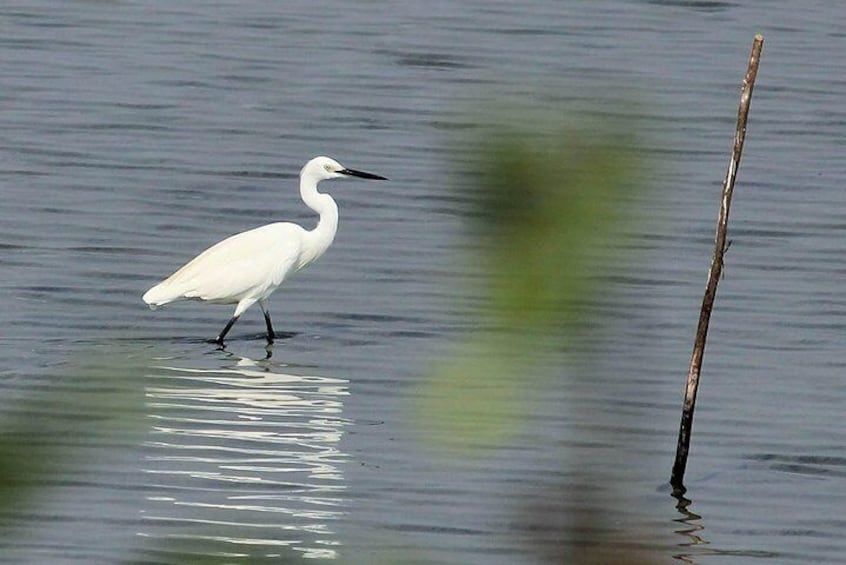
xmin=472 ymin=130 xmax=641 ymax=333
xmin=418 ymin=109 xmax=647 ymax=450
xmin=415 ymin=336 xmax=527 ymax=450
xmin=0 ymin=347 xmax=148 ymax=535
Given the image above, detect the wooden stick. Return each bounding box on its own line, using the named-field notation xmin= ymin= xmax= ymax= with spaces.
xmin=670 ymin=34 xmax=764 ymax=490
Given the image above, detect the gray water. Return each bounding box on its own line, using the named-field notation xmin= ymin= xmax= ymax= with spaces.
xmin=2 ymin=1 xmax=845 ymax=563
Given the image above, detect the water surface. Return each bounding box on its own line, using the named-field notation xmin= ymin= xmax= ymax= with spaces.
xmin=1 ymin=1 xmax=845 ymax=563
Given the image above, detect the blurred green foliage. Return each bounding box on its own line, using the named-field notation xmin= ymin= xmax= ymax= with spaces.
xmin=0 ymin=347 xmax=149 ymax=565
xmin=0 ymin=349 xmax=147 ymax=528
xmin=417 ymin=112 xmax=646 ymax=450
xmin=476 ymin=130 xmax=640 ymax=332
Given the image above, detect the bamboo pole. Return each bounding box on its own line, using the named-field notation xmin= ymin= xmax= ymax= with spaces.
xmin=671 ymin=35 xmax=764 ymax=490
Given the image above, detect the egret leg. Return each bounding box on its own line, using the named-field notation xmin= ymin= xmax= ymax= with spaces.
xmin=215 ymin=315 xmax=240 ymax=346
xmin=260 ymin=300 xmax=275 ymax=344
xmin=264 ymin=312 xmax=275 ymax=344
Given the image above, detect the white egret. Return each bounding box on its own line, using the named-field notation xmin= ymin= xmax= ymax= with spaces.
xmin=142 ymin=156 xmax=387 ymax=345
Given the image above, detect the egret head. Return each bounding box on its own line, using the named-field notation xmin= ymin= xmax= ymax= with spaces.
xmin=302 ymin=156 xmax=387 ymax=182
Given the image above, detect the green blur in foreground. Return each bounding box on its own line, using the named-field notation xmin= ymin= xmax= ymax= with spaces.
xmin=418 ymin=117 xmax=646 ymax=449
xmin=0 ymin=348 xmax=147 ymax=540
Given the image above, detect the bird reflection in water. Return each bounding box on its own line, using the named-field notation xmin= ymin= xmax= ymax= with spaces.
xmin=140 ymin=355 xmax=349 ymax=560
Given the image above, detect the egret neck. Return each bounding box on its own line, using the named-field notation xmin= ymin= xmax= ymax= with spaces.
xmin=297 ymin=168 xmax=339 ymax=270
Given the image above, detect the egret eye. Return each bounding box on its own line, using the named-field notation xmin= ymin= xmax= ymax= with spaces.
xmin=324 ymin=163 xmax=334 ymax=172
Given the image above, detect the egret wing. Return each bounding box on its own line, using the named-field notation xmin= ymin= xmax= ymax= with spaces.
xmin=147 ymin=222 xmax=304 ymax=305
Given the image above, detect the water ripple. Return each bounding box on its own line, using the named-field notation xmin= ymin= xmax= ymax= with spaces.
xmin=141 ymin=357 xmax=349 ymax=559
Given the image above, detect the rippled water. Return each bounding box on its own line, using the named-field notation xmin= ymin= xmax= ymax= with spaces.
xmin=143 ymin=358 xmax=349 ymax=558
xmin=2 ymin=1 xmax=845 ymax=563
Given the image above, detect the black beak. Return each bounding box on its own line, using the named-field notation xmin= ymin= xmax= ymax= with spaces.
xmin=340 ymin=168 xmax=388 ymax=180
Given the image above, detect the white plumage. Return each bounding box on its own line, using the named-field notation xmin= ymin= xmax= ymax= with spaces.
xmin=143 ymin=222 xmax=303 ymax=313
xmin=142 ymin=156 xmax=386 ymax=345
